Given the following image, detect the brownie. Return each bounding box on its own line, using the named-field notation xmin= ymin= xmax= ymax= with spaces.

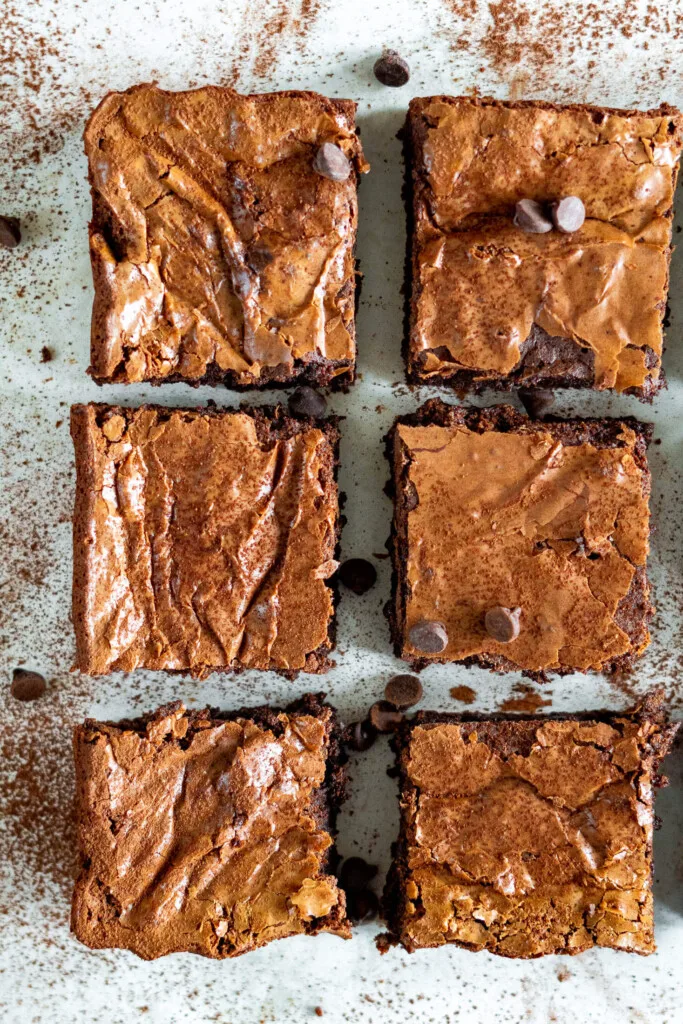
xmin=403 ymin=97 xmax=683 ymax=399
xmin=84 ymin=84 xmax=368 ymax=389
xmin=387 ymin=400 xmax=653 ymax=678
xmin=381 ymin=694 xmax=678 ymax=958
xmin=71 ymin=402 xmax=341 ymax=677
xmin=71 ymin=693 xmax=351 ymax=960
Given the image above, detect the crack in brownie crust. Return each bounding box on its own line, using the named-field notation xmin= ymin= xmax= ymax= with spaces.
xmin=84 ymin=85 xmax=368 ymax=388
xmin=386 ymin=400 xmax=654 ymax=678
xmin=404 ymin=97 xmax=683 ymax=399
xmin=71 ymin=694 xmax=351 ymax=960
xmin=71 ymin=403 xmax=341 ymax=677
xmin=381 ymin=695 xmax=678 ymax=958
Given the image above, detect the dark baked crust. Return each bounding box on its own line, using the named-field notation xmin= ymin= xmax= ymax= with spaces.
xmin=381 ymin=692 xmax=678 ymax=958
xmin=71 ymin=402 xmax=342 ymax=677
xmin=403 ymin=97 xmax=682 ymax=401
xmin=72 ymin=693 xmax=350 ymax=958
xmin=86 ymin=86 xmax=364 ymax=390
xmin=385 ymin=399 xmax=654 ymax=680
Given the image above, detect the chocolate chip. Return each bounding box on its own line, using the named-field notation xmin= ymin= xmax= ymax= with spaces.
xmin=347 ymin=888 xmax=379 ymax=924
xmin=519 ymin=388 xmax=554 ymax=418
xmin=313 ymin=143 xmax=351 ymax=182
xmin=408 ymin=619 xmax=448 ymax=654
xmin=369 ymin=701 xmax=404 ymax=733
xmin=11 ymin=669 xmax=46 ymax=702
xmin=373 ymin=50 xmax=410 ymax=87
xmin=314 ymin=1010 xmax=324 ymax=1019
xmin=40 ymin=346 xmax=53 ymax=363
xmin=0 ymin=215 xmax=21 ymax=249
xmin=343 ymin=720 xmax=377 ymax=752
xmin=551 ymin=196 xmax=586 ymax=234
xmin=484 ymin=606 xmax=521 ymax=643
xmin=338 ymin=558 xmax=377 ymax=595
xmin=384 ymin=673 xmax=423 ymax=710
xmin=513 ymin=199 xmax=552 ymax=234
xmin=288 ymin=386 xmax=327 ymax=418
xmin=339 ymin=856 xmax=378 ymax=891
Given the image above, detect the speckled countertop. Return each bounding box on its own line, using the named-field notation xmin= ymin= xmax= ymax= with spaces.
xmin=2 ymin=1 xmax=683 ymax=1021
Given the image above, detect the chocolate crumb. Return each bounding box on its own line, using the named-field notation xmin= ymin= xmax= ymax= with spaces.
xmin=0 ymin=215 xmax=21 ymax=248
xmin=10 ymin=669 xmax=47 ymax=702
xmin=314 ymin=1009 xmax=324 ymax=1018
xmin=40 ymin=345 xmax=53 ymax=363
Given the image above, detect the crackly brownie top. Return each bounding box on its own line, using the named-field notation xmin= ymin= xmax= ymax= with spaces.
xmin=71 ymin=404 xmax=339 ymax=676
xmin=409 ymin=97 xmax=683 ymax=392
xmin=396 ymin=707 xmax=675 ymax=956
xmin=85 ymin=85 xmax=367 ymax=384
xmin=72 ymin=702 xmax=349 ymax=959
xmin=396 ymin=409 xmax=651 ymax=673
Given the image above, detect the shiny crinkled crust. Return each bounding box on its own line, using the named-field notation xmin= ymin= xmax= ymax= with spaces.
xmin=387 ymin=400 xmax=653 ymax=680
xmin=71 ymin=694 xmax=351 ymax=960
xmin=381 ymin=696 xmax=678 ymax=959
xmin=84 ymin=84 xmax=368 ymax=390
xmin=404 ymin=96 xmax=683 ymax=400
xmin=71 ymin=402 xmax=341 ymax=677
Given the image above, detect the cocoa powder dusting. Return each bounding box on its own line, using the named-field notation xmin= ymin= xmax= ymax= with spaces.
xmin=440 ymin=0 xmax=682 ymax=99
xmin=498 ymin=684 xmax=552 ymax=713
xmin=449 ymin=684 xmax=477 ymax=704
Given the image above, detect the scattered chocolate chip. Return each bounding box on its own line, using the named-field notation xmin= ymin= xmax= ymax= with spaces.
xmin=519 ymin=388 xmax=554 ymax=418
xmin=343 ymin=720 xmax=377 ymax=752
xmin=369 ymin=701 xmax=404 ymax=733
xmin=347 ymin=888 xmax=379 ymax=924
xmin=338 ymin=558 xmax=377 ymax=595
xmin=513 ymin=199 xmax=552 ymax=234
xmin=288 ymin=386 xmax=327 ymax=418
xmin=11 ymin=669 xmax=46 ymax=702
xmin=484 ymin=606 xmax=521 ymax=643
xmin=40 ymin=345 xmax=53 ymax=363
xmin=339 ymin=856 xmax=378 ymax=891
xmin=313 ymin=142 xmax=351 ymax=182
xmin=0 ymin=215 xmax=21 ymax=249
xmin=408 ymin=619 xmax=448 ymax=654
xmin=314 ymin=1010 xmax=324 ymax=1019
xmin=384 ymin=673 xmax=422 ymax=710
xmin=551 ymin=196 xmax=586 ymax=234
xmin=373 ymin=50 xmax=410 ymax=87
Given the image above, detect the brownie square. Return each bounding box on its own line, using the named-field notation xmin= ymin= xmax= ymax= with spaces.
xmin=71 ymin=693 xmax=351 ymax=959
xmin=84 ymin=84 xmax=367 ymax=388
xmin=382 ymin=695 xmax=677 ymax=958
xmin=71 ymin=402 xmax=340 ymax=676
xmin=404 ymin=97 xmax=683 ymax=399
xmin=387 ymin=400 xmax=653 ymax=678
